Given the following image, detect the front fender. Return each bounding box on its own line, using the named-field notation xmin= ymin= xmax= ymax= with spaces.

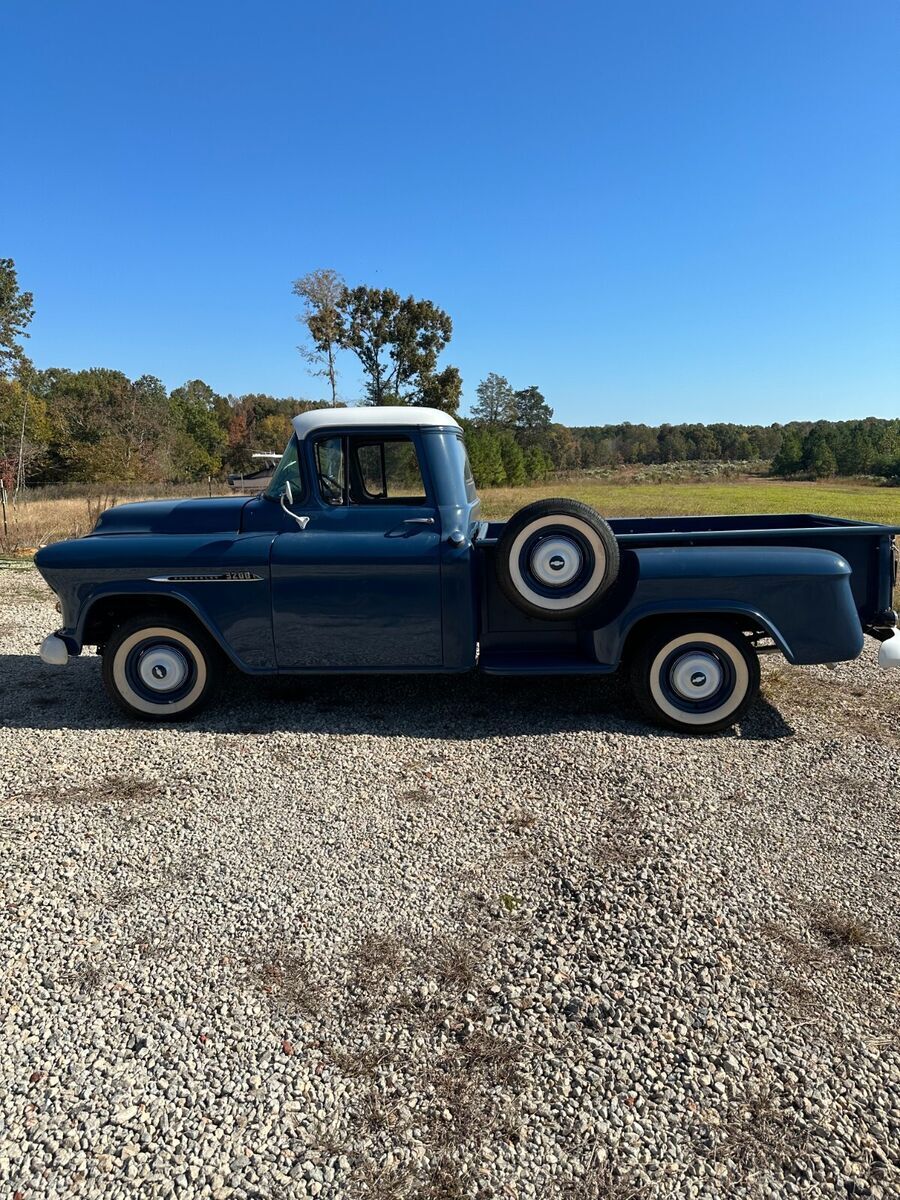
xmin=34 ymin=533 xmax=277 ymax=671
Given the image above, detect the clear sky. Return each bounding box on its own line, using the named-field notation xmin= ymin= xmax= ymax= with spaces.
xmin=4 ymin=1 xmax=899 ymax=425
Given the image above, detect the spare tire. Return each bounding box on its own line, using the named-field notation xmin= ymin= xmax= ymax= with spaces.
xmin=494 ymin=498 xmax=620 ymax=621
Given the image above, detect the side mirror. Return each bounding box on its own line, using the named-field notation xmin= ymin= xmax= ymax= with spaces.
xmin=283 ymin=479 xmax=294 ymax=506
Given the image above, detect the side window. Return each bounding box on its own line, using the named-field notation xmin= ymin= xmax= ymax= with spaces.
xmin=349 ymin=437 xmax=428 ymax=505
xmin=315 ymin=436 xmax=346 ymax=505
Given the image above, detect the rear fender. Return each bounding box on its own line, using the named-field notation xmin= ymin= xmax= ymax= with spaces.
xmin=595 ymin=545 xmax=864 ymax=667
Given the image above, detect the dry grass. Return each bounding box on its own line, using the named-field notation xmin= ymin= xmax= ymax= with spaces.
xmin=399 ymin=786 xmax=434 ymax=806
xmin=61 ymin=960 xmax=104 ymax=992
xmin=351 ymin=932 xmax=409 ymax=986
xmin=811 ymin=909 xmax=890 ymax=952
xmin=4 ymin=775 xmax=164 ymax=811
xmin=1 ymin=482 xmax=221 ymax=552
xmin=431 ymin=937 xmax=479 ymax=990
xmin=329 ymin=1045 xmax=395 ymax=1078
xmin=560 ymin=1163 xmax=650 ymax=1200
xmin=590 ymin=793 xmax=648 ymax=868
xmin=708 ymin=1086 xmax=811 ymax=1173
xmin=763 ymin=665 xmax=900 ymax=742
xmin=507 ymin=808 xmax=539 ymax=832
xmin=3 ymin=472 xmax=899 ymax=555
xmin=761 ymin=921 xmax=827 ymax=968
xmin=346 ymin=1158 xmax=420 ymax=1200
xmin=130 ymin=929 xmax=176 ymax=961
xmin=452 ymin=1027 xmax=521 ymax=1084
xmin=427 ymin=1050 xmax=512 ymax=1147
xmin=347 ymin=1155 xmax=471 ymax=1200
xmin=326 ymin=913 xmax=526 ymax=1185
xmin=248 ymin=944 xmax=327 ymax=1014
xmin=761 ymin=907 xmax=893 ymax=1031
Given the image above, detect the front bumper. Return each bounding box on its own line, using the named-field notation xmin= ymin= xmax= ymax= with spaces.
xmin=39 ymin=634 xmax=70 ymax=666
xmin=877 ymin=628 xmax=900 ymax=670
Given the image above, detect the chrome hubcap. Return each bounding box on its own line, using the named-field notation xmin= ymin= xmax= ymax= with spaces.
xmin=670 ymin=651 xmax=723 ymax=701
xmin=531 ymin=536 xmax=582 ymax=587
xmin=138 ymin=646 xmax=190 ymax=693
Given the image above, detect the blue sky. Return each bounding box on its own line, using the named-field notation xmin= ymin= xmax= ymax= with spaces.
xmin=4 ymin=1 xmax=899 ymax=425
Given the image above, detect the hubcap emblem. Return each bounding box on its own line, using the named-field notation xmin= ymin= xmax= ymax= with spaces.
xmin=530 ymin=535 xmax=583 ymax=588
xmin=669 ymin=650 xmax=725 ymax=703
xmin=138 ymin=645 xmax=190 ymax=693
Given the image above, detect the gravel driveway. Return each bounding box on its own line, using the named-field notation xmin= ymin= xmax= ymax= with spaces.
xmin=1 ymin=565 xmax=898 ymax=1199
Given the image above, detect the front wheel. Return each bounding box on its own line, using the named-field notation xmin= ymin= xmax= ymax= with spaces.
xmin=102 ymin=613 xmax=222 ymax=721
xmin=629 ymin=621 xmax=760 ymax=734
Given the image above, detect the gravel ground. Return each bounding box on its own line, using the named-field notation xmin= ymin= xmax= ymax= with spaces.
xmin=1 ymin=564 xmax=898 ymax=1200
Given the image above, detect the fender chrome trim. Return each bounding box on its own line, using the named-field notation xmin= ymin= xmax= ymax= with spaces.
xmin=147 ymin=572 xmax=263 ymax=583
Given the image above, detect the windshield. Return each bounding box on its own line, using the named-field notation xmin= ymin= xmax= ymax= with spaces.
xmin=265 ymin=435 xmax=303 ymax=499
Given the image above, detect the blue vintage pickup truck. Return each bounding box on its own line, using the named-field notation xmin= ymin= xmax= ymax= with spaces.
xmin=34 ymin=407 xmax=900 ymax=733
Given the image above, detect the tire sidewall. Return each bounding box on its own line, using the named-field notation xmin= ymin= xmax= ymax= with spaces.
xmin=632 ymin=622 xmax=760 ymax=733
xmin=103 ymin=618 xmax=217 ymax=720
xmin=496 ymin=499 xmax=620 ymax=620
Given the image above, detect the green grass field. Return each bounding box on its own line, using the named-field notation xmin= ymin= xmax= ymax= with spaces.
xmin=479 ymin=477 xmax=900 ymax=525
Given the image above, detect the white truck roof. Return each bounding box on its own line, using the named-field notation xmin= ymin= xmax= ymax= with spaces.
xmin=292 ymin=406 xmax=461 ymax=440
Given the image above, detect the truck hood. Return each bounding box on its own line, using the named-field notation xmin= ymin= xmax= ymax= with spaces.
xmin=90 ymin=496 xmax=251 ymax=536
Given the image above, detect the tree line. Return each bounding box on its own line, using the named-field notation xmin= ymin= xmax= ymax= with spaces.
xmin=0 ymin=367 xmax=323 ymax=486
xmin=461 ymin=369 xmax=899 ymax=485
xmin=1 ymin=258 xmax=897 ymax=491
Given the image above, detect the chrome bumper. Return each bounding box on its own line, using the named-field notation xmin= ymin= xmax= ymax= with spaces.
xmin=39 ymin=634 xmax=69 ymax=666
xmin=877 ymin=628 xmax=900 ymax=670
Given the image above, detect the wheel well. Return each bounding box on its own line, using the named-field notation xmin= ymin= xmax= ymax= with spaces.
xmin=621 ymin=611 xmax=766 ymax=662
xmin=82 ymin=594 xmax=208 ymax=650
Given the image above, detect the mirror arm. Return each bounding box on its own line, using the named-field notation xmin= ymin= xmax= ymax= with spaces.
xmin=280 ymin=492 xmax=310 ymax=530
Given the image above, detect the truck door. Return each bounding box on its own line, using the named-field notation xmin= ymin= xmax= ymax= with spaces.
xmin=271 ymin=431 xmax=444 ymax=669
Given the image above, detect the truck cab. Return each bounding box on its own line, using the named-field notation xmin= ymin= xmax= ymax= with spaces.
xmin=242 ymin=408 xmax=481 ymax=671
xmin=34 ymin=406 xmax=900 ymax=733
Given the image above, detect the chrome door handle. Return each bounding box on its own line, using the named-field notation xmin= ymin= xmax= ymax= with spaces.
xmin=403 ymin=517 xmax=435 ymax=525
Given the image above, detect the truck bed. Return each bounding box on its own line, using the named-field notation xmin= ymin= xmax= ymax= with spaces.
xmin=475 ymin=512 xmax=899 ymax=672
xmin=479 ymin=511 xmax=900 ymax=545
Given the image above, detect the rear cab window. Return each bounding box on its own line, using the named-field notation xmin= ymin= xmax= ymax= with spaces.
xmin=449 ymin=433 xmax=477 ymax=503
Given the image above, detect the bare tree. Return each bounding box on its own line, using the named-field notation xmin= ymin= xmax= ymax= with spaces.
xmin=292 ymin=269 xmax=345 ymax=405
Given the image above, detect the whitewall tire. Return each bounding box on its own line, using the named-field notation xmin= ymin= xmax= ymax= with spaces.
xmin=629 ymin=621 xmax=760 ymax=733
xmin=495 ymin=499 xmax=620 ymax=621
xmin=102 ymin=614 xmax=221 ymax=721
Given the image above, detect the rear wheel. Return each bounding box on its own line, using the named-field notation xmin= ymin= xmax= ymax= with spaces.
xmin=102 ymin=613 xmax=221 ymax=721
xmin=629 ymin=620 xmax=760 ymax=733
